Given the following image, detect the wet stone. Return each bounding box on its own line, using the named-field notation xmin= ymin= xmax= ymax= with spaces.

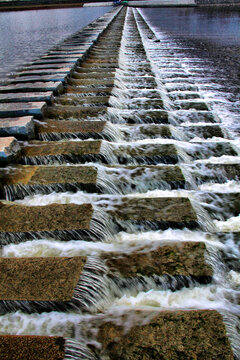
xmin=9 ymin=75 xmax=65 ymax=84
xmin=175 ymin=100 xmax=209 ymax=111
xmin=44 ymin=105 xmax=106 ymax=119
xmin=0 ymin=335 xmax=65 ymax=360
xmin=108 ymin=197 xmax=198 ymax=228
xmin=0 ymin=82 xmax=64 ymax=94
xmin=65 ymin=86 xmax=113 ymax=95
xmin=0 ymin=137 xmax=21 ymax=165
xmin=97 ymin=310 xmax=234 ymax=360
xmin=0 ymin=201 xmax=93 ymax=234
xmin=34 ymin=58 xmax=77 ymax=65
xmin=17 ymin=67 xmax=72 ymax=76
xmin=0 ymin=102 xmax=47 ymax=119
xmin=0 ymin=165 xmax=98 ymax=198
xmin=72 ymin=71 xmax=115 ymax=79
xmin=0 ymin=256 xmax=86 ymax=301
xmin=102 ymin=241 xmax=212 ymax=278
xmin=22 ymin=140 xmax=102 ymax=164
xmin=0 ymin=92 xmax=53 ymax=103
xmin=36 ymin=120 xmax=107 ymax=137
xmin=114 ymin=143 xmax=179 ymax=164
xmin=55 ymin=95 xmax=109 ymax=106
xmin=181 ymin=125 xmax=225 ymax=139
xmin=0 ymin=117 xmax=34 ymax=140
xmin=67 ymin=78 xmax=115 ymax=87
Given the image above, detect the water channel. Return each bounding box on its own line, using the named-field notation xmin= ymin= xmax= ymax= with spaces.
xmin=0 ymin=5 xmax=240 ymax=358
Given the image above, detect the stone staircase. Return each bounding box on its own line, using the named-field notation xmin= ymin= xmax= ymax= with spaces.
xmin=0 ymin=6 xmax=239 ymax=359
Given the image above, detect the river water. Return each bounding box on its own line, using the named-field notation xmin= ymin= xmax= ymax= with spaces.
xmin=0 ymin=6 xmax=111 ymax=83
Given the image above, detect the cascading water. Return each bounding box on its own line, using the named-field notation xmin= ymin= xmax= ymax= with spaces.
xmin=0 ymin=6 xmax=240 ymax=359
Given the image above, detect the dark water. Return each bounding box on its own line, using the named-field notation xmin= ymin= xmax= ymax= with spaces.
xmin=0 ymin=6 xmax=111 ymax=82
xmin=141 ymin=7 xmax=240 ymax=95
xmin=141 ymin=7 xmax=240 ymax=46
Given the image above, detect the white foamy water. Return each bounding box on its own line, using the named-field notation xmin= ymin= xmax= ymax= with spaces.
xmin=214 ymin=215 xmax=240 ymax=232
xmin=199 ymin=181 xmax=240 ymax=193
xmin=111 ymin=285 xmax=240 ymax=314
xmin=196 ymin=155 xmax=240 ymax=164
xmin=1 ymin=229 xmax=227 ymax=258
xmin=0 ymin=311 xmax=80 ymax=337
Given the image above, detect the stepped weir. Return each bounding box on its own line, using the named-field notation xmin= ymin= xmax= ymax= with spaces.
xmin=0 ymin=6 xmax=239 ymax=359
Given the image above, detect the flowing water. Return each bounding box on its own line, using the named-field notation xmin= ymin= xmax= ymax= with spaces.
xmin=1 ymin=6 xmax=240 ymax=358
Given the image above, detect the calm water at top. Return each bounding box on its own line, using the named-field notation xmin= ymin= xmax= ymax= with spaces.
xmin=141 ymin=7 xmax=240 ymax=46
xmin=0 ymin=6 xmax=111 ymax=82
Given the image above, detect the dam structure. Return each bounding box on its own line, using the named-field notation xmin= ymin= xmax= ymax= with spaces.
xmin=0 ymin=6 xmax=239 ymax=359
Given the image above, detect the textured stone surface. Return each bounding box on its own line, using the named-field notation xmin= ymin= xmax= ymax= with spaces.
xmin=0 ymin=82 xmax=64 ymax=94
xmin=0 ymin=336 xmax=65 ymax=360
xmin=109 ymin=197 xmax=197 ymax=224
xmin=36 ymin=119 xmax=107 ymax=135
xmin=0 ymin=165 xmax=98 ymax=186
xmin=0 ymin=117 xmax=35 ymax=139
xmin=10 ymin=75 xmax=65 ymax=84
xmin=0 ymin=137 xmax=21 ymax=164
xmin=22 ymin=140 xmax=102 ymax=157
xmin=0 ymin=92 xmax=53 ymax=103
xmin=0 ymin=201 xmax=93 ymax=232
xmin=0 ymin=256 xmax=86 ymax=301
xmin=97 ymin=310 xmax=234 ymax=360
xmin=0 ymin=102 xmax=47 ymax=118
xmin=102 ymin=241 xmax=212 ymax=277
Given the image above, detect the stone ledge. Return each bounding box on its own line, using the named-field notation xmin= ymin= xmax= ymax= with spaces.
xmin=102 ymin=241 xmax=212 ymax=277
xmin=0 ymin=256 xmax=86 ymax=301
xmin=0 ymin=137 xmax=21 ymax=165
xmin=0 ymin=335 xmax=65 ymax=360
xmin=0 ymin=102 xmax=47 ymax=118
xmin=0 ymin=201 xmax=93 ymax=233
xmin=97 ymin=310 xmax=234 ymax=360
xmin=0 ymin=117 xmax=35 ymax=139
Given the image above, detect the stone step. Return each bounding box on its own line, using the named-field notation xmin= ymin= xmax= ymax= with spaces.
xmin=169 ymin=91 xmax=201 ymax=100
xmin=0 ymin=82 xmax=64 ymax=94
xmin=65 ymin=86 xmax=113 ymax=95
xmin=35 ymin=119 xmax=112 ymax=140
xmin=102 ymin=241 xmax=212 ymax=279
xmin=33 ymin=58 xmax=78 ymax=65
xmin=0 ymin=164 xmax=98 ymax=198
xmin=180 ymin=124 xmax=226 ymax=139
xmin=16 ymin=68 xmax=72 ymax=77
xmin=55 ymin=94 xmax=109 ymax=106
xmin=0 ymin=164 xmax=186 ymax=200
xmin=0 ymin=335 xmax=68 ymax=360
xmin=0 ymin=201 xmax=93 ymax=242
xmin=21 ymin=140 xmax=182 ymax=165
xmin=0 ymin=256 xmax=86 ymax=301
xmin=71 ymin=71 xmax=115 ymax=79
xmin=9 ymin=75 xmax=66 ymax=84
xmin=175 ymin=100 xmax=209 ymax=111
xmin=44 ymin=105 xmax=106 ymax=119
xmin=96 ymin=310 xmax=234 ymax=360
xmin=21 ymin=140 xmax=103 ymax=164
xmin=0 ymin=102 xmax=47 ymax=118
xmin=0 ymin=117 xmax=34 ymax=140
xmin=26 ymin=63 xmax=74 ymax=70
xmin=188 ymin=141 xmax=237 ymax=159
xmin=0 ymin=137 xmax=21 ymax=165
xmin=67 ymin=77 xmax=114 ymax=87
xmin=106 ymin=197 xmax=198 ymax=230
xmin=0 ymin=92 xmax=53 ymax=103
